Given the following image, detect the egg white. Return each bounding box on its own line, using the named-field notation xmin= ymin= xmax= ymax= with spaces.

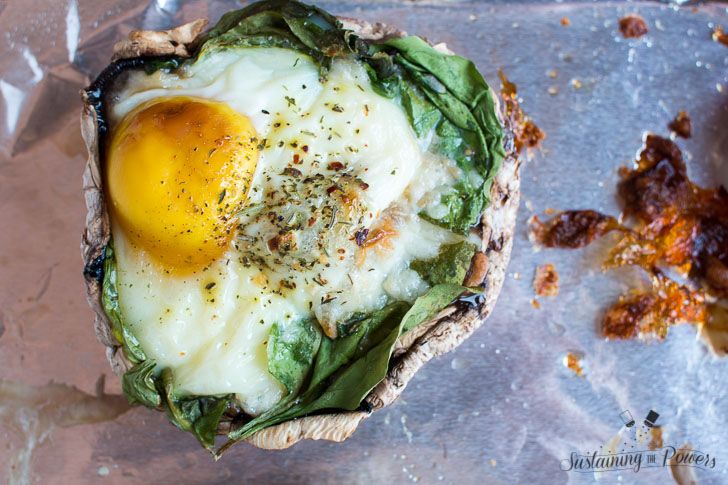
xmin=110 ymin=47 xmax=467 ymax=415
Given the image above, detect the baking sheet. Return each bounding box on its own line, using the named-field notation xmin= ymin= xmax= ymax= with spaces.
xmin=1 ymin=0 xmax=727 ymax=483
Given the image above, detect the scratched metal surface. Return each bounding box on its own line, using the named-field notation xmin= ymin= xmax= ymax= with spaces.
xmin=1 ymin=1 xmax=727 ymax=484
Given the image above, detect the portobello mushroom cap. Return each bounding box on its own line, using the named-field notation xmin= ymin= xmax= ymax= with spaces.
xmin=81 ymin=17 xmax=521 ymax=450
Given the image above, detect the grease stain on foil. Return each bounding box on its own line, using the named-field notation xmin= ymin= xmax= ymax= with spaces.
xmin=0 ymin=376 xmax=131 ymax=485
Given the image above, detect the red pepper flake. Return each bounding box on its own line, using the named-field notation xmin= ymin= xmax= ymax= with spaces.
xmin=619 ymin=14 xmax=648 ymax=39
xmin=328 ymin=161 xmax=344 ymax=171
xmin=326 ymin=185 xmax=342 ymax=194
xmin=308 ymin=217 xmax=317 ymax=227
xmin=561 ymin=17 xmax=571 ymax=27
xmin=354 ymin=228 xmax=370 ymax=246
xmin=284 ymin=167 xmax=302 ymax=178
xmin=267 ymin=232 xmax=297 ymax=252
xmin=359 ymin=181 xmax=369 ymax=191
xmin=302 ymin=145 xmax=309 ymax=153
xmin=292 ymin=154 xmax=301 ymax=164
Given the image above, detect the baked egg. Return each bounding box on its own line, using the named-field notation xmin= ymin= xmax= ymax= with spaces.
xmin=104 ymin=46 xmax=471 ymax=416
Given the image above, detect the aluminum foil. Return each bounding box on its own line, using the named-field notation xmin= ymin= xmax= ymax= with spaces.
xmin=1 ymin=1 xmax=727 ymax=483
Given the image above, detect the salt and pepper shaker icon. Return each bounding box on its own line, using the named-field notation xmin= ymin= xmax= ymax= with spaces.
xmin=619 ymin=410 xmax=636 ymax=427
xmin=644 ymin=410 xmax=660 ymax=428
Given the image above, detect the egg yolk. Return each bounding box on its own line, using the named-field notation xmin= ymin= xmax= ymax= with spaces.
xmin=106 ymin=97 xmax=258 ymax=272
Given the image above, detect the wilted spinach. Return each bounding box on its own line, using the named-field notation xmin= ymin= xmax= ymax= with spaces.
xmin=159 ymin=369 xmax=234 ymax=452
xmin=410 ymin=240 xmax=478 ymax=286
xmin=122 ymin=359 xmax=159 ymax=408
xmin=267 ymin=318 xmax=322 ymax=394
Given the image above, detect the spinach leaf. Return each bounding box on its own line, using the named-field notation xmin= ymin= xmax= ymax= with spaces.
xmin=410 ymin=240 xmax=478 ymax=286
xmin=400 ymin=83 xmax=442 ymax=137
xmin=143 ymin=57 xmax=182 ymax=75
xmin=160 ymin=368 xmax=233 ymax=452
xmin=400 ymin=283 xmax=469 ymax=334
xmin=371 ymin=39 xmax=504 ymax=233
xmin=102 ymin=243 xmax=147 ymax=363
xmin=196 ymin=0 xmax=345 ymax=73
xmin=306 ymin=302 xmax=409 ymax=395
xmin=277 ymin=311 xmax=404 ymax=415
xmin=421 ymin=184 xmax=486 ymax=236
xmin=361 ymin=38 xmax=504 ymax=233
xmin=416 ymin=119 xmax=488 ymax=233
xmin=267 ymin=318 xmax=322 ymax=394
xmin=122 ymin=360 xmax=160 ymax=408
xmin=383 ymin=36 xmax=505 ymax=173
xmin=361 ymin=56 xmax=400 ymax=98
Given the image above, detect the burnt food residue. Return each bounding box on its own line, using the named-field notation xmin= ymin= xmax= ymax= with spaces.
xmin=619 ymin=15 xmax=648 ymax=39
xmin=530 ymin=122 xmax=728 ymax=341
